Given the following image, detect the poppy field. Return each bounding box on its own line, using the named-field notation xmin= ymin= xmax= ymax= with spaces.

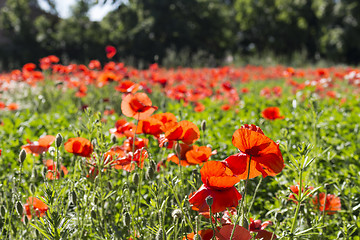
xmin=0 ymin=57 xmax=359 ymax=239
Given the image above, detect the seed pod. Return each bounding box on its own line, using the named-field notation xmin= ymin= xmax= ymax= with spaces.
xmin=242 ymin=217 xmax=249 ymax=230
xmin=19 ymin=149 xmax=26 ymax=164
xmin=55 ymin=133 xmax=63 ymax=148
xmin=171 ymin=209 xmax=182 ymax=220
xmin=205 ymin=196 xmax=213 ymax=208
xmin=29 ymin=184 xmax=36 ymax=195
xmin=15 ymin=201 xmax=24 ymax=216
xmin=201 ymin=120 xmax=206 ymax=132
xmin=132 ymin=173 xmax=139 ymax=185
xmin=123 ymin=212 xmax=131 ymax=226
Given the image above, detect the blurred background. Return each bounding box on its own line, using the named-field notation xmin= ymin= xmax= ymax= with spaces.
xmin=0 ymin=0 xmax=360 ymax=70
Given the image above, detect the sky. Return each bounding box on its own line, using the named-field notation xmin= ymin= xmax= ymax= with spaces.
xmin=38 ymin=0 xmax=118 ymax=21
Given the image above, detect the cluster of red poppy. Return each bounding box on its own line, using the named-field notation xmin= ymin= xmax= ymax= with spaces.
xmin=289 ymin=183 xmax=341 ymax=215
xmin=1 ymin=54 xmax=356 ymax=114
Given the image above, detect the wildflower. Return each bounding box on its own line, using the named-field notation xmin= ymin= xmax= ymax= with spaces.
xmin=137 ymin=117 xmax=164 ymax=137
xmin=227 ymin=124 xmax=284 ymax=179
xmin=115 ymin=80 xmax=140 ymax=93
xmin=109 ymin=119 xmax=136 ymax=138
xmin=164 ymin=120 xmax=200 ymax=145
xmin=105 ymin=45 xmax=116 ymax=59
xmin=113 ymin=148 xmax=148 ymax=172
xmin=64 ymin=137 xmax=93 ymax=157
xmin=189 ymin=161 xmax=241 ymax=214
xmin=184 ymin=229 xmax=215 ymax=240
xmin=22 ymin=135 xmax=56 ymax=156
xmin=215 ymin=224 xmax=251 ymax=240
xmin=24 ymin=197 xmax=48 ymax=220
xmin=313 ymin=193 xmax=341 ymax=215
xmin=121 ymin=93 xmax=158 ymax=120
xmin=261 ymin=107 xmax=284 ymax=120
xmin=44 ymin=159 xmax=68 ymax=180
xmin=7 ymin=103 xmax=19 ymax=111
xmin=289 ymin=184 xmax=314 ymax=204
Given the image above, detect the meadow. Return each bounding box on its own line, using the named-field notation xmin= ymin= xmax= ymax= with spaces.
xmin=0 ymin=56 xmax=359 ymax=239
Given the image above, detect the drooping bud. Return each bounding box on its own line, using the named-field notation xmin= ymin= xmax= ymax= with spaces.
xmin=146 ymin=167 xmax=154 ymax=180
xmin=55 ymin=133 xmax=63 ymax=148
xmin=19 ymin=149 xmax=26 ymax=164
xmin=123 ymin=212 xmax=131 ymax=226
xmin=111 ymin=134 xmax=117 ymax=144
xmin=29 ymin=184 xmax=36 ymax=195
xmin=15 ymin=201 xmax=24 ymax=216
xmin=0 ymin=205 xmax=6 ymax=217
xmin=23 ymin=215 xmax=29 ymax=225
xmin=132 ymin=173 xmax=139 ymax=185
xmin=71 ymin=191 xmax=77 ymax=205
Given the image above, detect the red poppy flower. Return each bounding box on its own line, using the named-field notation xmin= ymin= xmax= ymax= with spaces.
xmin=189 ymin=161 xmax=241 ymax=213
xmin=313 ymin=193 xmax=341 ymax=215
xmin=44 ymin=159 xmax=68 ymax=180
xmin=7 ymin=103 xmax=19 ymax=111
xmin=215 ymin=225 xmax=251 ymax=240
xmin=115 ymin=80 xmax=140 ymax=93
xmin=121 ymin=93 xmax=158 ymax=120
xmin=289 ymin=184 xmax=314 ymax=203
xmin=64 ymin=137 xmax=93 ymax=158
xmin=167 ymin=143 xmax=193 ymax=166
xmin=137 ymin=117 xmax=164 ymax=137
xmin=109 ymin=119 xmax=136 ymax=138
xmin=261 ymin=107 xmax=284 ymax=120
xmin=184 ymin=229 xmax=215 ymax=240
xmin=229 ymin=124 xmax=284 ymax=178
xmin=24 ymin=197 xmax=48 ymax=220
xmin=151 ymin=112 xmax=177 ymax=125
xmin=105 ymin=45 xmax=116 ymax=59
xmin=185 ymin=145 xmax=217 ymax=165
xmin=164 ymin=120 xmax=200 ymax=145
xmin=22 ymin=135 xmax=56 ymax=156
xmin=122 ymin=137 xmax=148 ymax=152
xmin=113 ymin=148 xmax=148 ymax=172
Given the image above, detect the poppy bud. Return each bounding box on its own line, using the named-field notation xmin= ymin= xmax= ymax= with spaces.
xmin=55 ymin=133 xmax=63 ymax=148
xmin=90 ymin=208 xmax=97 ymax=219
xmin=111 ymin=134 xmax=117 ymax=144
xmin=41 ymin=166 xmax=47 ymax=179
xmin=60 ymin=169 xmax=65 ymax=178
xmin=15 ymin=201 xmax=23 ymax=216
xmin=71 ymin=191 xmax=77 ymax=205
xmin=48 ymin=147 xmax=56 ymax=156
xmin=19 ymin=149 xmax=26 ymax=164
xmin=194 ymin=234 xmax=201 ymax=240
xmin=205 ymin=196 xmax=213 ymax=208
xmin=23 ymin=215 xmax=29 ymax=225
xmin=91 ymin=139 xmax=97 ymax=148
xmin=171 ymin=209 xmax=182 ymax=220
xmin=0 ymin=205 xmax=6 ymax=217
xmin=132 ymin=173 xmax=139 ymax=185
xmin=29 ymin=184 xmax=36 ymax=195
xmin=146 ymin=167 xmax=154 ymax=180
xmin=163 ymin=141 xmax=169 ymax=148
xmin=107 ymin=181 xmax=113 ymax=190
xmin=242 ymin=217 xmax=249 ymax=230
xmin=201 ymin=120 xmax=206 ymax=132
xmin=123 ymin=212 xmax=131 ymax=226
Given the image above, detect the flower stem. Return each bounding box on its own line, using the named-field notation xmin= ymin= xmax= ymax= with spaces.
xmin=290 ymin=169 xmax=303 ymax=236
xmin=230 ymin=156 xmax=252 ymax=239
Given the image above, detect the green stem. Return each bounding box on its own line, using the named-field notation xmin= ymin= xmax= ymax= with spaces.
xmin=290 ymin=169 xmax=303 ymax=236
xmin=230 ymin=156 xmax=252 ymax=239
